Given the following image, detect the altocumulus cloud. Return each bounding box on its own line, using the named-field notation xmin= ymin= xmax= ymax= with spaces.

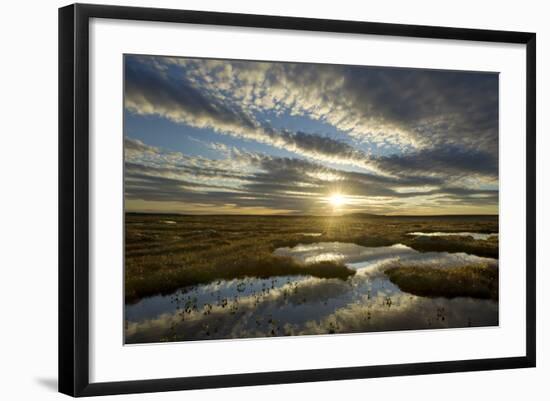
xmin=125 ymin=56 xmax=379 ymax=172
xmin=123 ymin=55 xmax=498 ymax=215
xmin=160 ymin=57 xmax=498 ymax=153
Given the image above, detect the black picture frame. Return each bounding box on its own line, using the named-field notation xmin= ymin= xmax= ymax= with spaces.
xmin=59 ymin=3 xmax=536 ymax=397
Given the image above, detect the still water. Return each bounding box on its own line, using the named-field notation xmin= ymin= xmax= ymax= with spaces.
xmin=125 ymin=242 xmax=498 ymax=344
xmin=407 ymin=232 xmax=498 ymax=241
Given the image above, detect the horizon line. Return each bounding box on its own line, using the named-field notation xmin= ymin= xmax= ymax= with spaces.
xmin=125 ymin=211 xmax=499 ymax=218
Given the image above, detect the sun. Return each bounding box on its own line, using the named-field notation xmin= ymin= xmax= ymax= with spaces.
xmin=328 ymin=193 xmax=345 ymax=208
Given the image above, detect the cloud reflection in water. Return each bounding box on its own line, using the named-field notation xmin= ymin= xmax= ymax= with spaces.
xmin=126 ymin=242 xmax=498 ymax=343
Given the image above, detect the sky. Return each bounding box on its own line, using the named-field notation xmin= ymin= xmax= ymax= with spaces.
xmin=123 ymin=54 xmax=499 ymax=216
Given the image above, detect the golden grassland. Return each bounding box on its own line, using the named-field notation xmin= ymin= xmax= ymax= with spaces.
xmin=385 ymin=264 xmax=498 ymax=301
xmin=125 ymin=213 xmax=498 ymax=303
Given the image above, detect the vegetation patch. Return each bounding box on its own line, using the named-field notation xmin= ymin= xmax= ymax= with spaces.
xmin=125 ymin=251 xmax=354 ymax=303
xmin=405 ymin=235 xmax=498 ymax=258
xmin=384 ymin=264 xmax=498 ymax=300
xmin=125 ymin=213 xmax=498 ymax=303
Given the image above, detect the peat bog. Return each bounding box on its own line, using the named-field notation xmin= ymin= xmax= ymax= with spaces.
xmin=125 ymin=213 xmax=499 ymax=343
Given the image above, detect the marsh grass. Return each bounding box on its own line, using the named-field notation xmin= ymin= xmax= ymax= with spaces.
xmin=125 ymin=213 xmax=498 ymax=303
xmin=384 ymin=263 xmax=498 ymax=300
xmin=407 ymin=235 xmax=498 ymax=258
xmin=125 ymin=254 xmax=354 ymax=303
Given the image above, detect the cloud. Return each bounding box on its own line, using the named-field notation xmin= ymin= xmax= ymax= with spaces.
xmin=123 ymin=55 xmax=498 ymax=214
xmin=374 ymin=144 xmax=498 ymax=180
xmin=125 ymin=56 xmax=499 ymax=184
xmin=124 ymin=137 xmax=498 ymax=215
xmin=161 ymin=57 xmax=498 ymax=153
xmin=125 ymin=57 xmax=378 ymax=172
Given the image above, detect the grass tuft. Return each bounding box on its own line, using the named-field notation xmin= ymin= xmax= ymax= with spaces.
xmin=384 ymin=263 xmax=498 ymax=300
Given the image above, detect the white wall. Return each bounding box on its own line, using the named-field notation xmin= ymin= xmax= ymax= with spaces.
xmin=0 ymin=0 xmax=546 ymax=399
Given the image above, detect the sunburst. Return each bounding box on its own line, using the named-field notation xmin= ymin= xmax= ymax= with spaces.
xmin=328 ymin=193 xmax=346 ymax=208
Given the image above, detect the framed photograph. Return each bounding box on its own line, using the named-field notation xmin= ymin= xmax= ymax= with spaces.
xmin=59 ymin=3 xmax=536 ymax=397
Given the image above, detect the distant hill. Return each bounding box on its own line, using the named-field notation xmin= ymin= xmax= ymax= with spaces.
xmin=342 ymin=212 xmax=383 ymax=218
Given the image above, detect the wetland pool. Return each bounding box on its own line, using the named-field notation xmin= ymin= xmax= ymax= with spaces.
xmin=407 ymin=232 xmax=498 ymax=241
xmin=125 ymin=242 xmax=498 ymax=343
